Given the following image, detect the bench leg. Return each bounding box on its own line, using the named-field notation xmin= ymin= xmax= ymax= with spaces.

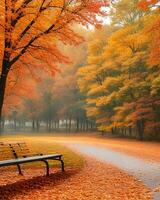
xmin=60 ymin=159 xmax=65 ymax=172
xmin=16 ymin=164 xmax=23 ymax=175
xmin=42 ymin=160 xmax=49 ymax=176
xmin=54 ymin=158 xmax=65 ymax=172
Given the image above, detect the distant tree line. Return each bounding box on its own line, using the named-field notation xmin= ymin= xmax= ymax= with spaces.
xmin=2 ymin=71 xmax=96 ymax=133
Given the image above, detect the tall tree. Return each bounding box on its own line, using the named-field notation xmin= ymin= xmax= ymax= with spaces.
xmin=78 ymin=1 xmax=160 ymax=139
xmin=0 ymin=0 xmax=108 ymax=132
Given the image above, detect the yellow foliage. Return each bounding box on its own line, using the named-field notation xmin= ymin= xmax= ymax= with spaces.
xmin=77 ymin=7 xmax=160 ymax=135
xmin=96 ymin=92 xmax=117 ymax=107
xmin=87 ymin=84 xmax=104 ymax=96
xmin=86 ymin=106 xmax=99 ymax=117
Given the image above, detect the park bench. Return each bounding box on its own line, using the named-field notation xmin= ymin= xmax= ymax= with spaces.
xmin=0 ymin=141 xmax=64 ymax=176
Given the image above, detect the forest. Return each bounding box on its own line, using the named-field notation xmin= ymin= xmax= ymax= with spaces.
xmin=0 ymin=0 xmax=160 ymax=140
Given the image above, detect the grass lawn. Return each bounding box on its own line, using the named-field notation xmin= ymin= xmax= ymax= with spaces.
xmin=0 ymin=135 xmax=84 ymax=170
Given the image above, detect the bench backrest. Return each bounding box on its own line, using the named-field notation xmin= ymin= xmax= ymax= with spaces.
xmin=0 ymin=142 xmax=31 ymax=161
xmin=0 ymin=143 xmax=14 ymax=161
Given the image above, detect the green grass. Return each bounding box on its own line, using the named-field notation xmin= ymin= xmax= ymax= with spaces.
xmin=0 ymin=135 xmax=84 ymax=170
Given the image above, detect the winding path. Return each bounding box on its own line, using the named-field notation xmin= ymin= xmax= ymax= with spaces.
xmin=63 ymin=142 xmax=160 ymax=200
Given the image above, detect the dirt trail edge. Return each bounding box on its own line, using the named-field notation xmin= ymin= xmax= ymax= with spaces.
xmin=64 ymin=142 xmax=160 ymax=200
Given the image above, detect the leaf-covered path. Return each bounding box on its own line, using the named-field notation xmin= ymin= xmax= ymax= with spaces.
xmin=62 ymin=142 xmax=160 ymax=200
xmin=0 ymin=135 xmax=159 ymax=199
xmin=0 ymin=158 xmax=151 ymax=200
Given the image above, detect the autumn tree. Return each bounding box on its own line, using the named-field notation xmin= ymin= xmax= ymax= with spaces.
xmin=78 ymin=25 xmax=115 ymax=131
xmin=0 ymin=0 xmax=108 ymax=132
xmin=52 ymin=40 xmax=91 ymax=132
xmin=78 ymin=0 xmax=160 ymax=140
xmin=3 ymin=34 xmax=90 ymax=133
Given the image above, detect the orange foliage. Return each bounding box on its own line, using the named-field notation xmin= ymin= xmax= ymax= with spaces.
xmin=138 ymin=0 xmax=159 ymax=10
xmin=0 ymin=0 xmax=109 ymax=117
xmin=147 ymin=14 xmax=160 ymax=66
xmin=3 ymin=70 xmax=38 ymax=116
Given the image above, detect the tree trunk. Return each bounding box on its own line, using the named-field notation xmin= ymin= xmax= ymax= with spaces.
xmin=32 ymin=119 xmax=35 ymax=132
xmin=83 ymin=120 xmax=86 ymax=132
xmin=14 ymin=118 xmax=17 ymax=132
xmin=48 ymin=120 xmax=51 ymax=132
xmin=54 ymin=121 xmax=56 ymax=131
xmin=0 ymin=60 xmax=9 ymax=134
xmin=129 ymin=126 xmax=132 ymax=137
xmin=69 ymin=118 xmax=71 ymax=132
xmin=137 ymin=120 xmax=144 ymax=141
xmin=86 ymin=120 xmax=89 ymax=132
xmin=65 ymin=119 xmax=68 ymax=132
xmin=90 ymin=122 xmax=93 ymax=130
xmin=1 ymin=116 xmax=5 ymax=133
xmin=57 ymin=120 xmax=59 ymax=131
xmin=111 ymin=127 xmax=114 ymax=135
xmin=36 ymin=120 xmax=39 ymax=132
xmin=76 ymin=118 xmax=79 ymax=132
